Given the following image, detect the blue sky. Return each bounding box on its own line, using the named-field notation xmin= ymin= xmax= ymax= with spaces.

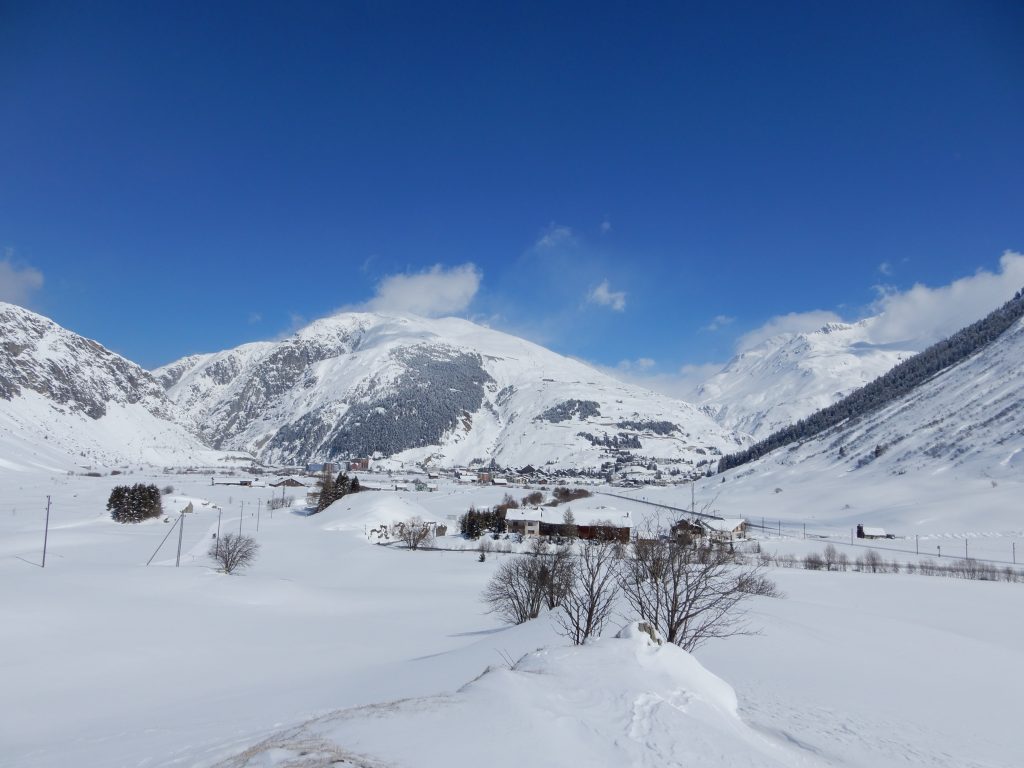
xmin=1 ymin=1 xmax=1022 ymax=386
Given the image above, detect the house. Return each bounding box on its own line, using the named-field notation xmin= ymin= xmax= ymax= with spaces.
xmin=348 ymin=457 xmax=370 ymax=471
xmin=671 ymin=518 xmax=704 ymax=543
xmin=504 ymin=507 xmax=631 ymax=543
xmin=491 ymin=477 xmax=509 ymax=487
xmin=426 ymin=471 xmax=440 ymax=480
xmin=270 ymin=477 xmax=305 ymax=488
xmin=477 ymin=472 xmax=492 ymax=484
xmin=698 ymin=518 xmax=747 ymax=542
xmin=857 ymin=524 xmax=893 ymax=540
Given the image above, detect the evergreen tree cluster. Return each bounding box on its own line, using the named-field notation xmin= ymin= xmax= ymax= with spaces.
xmin=315 ymin=470 xmax=359 ymax=513
xmin=107 ymin=483 xmax=163 ymax=523
xmin=459 ymin=505 xmax=507 ymax=538
xmin=578 ymin=431 xmax=642 ymax=449
xmin=718 ymin=288 xmax=1024 ymax=473
xmin=616 ymin=419 xmax=678 ymax=435
xmin=537 ymin=399 xmax=601 ymax=423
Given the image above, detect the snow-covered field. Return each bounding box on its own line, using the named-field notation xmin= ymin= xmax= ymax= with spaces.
xmin=2 ymin=470 xmax=1022 ymax=767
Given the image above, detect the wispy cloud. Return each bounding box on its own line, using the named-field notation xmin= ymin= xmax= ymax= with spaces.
xmin=703 ymin=314 xmax=735 ymax=332
xmin=534 ymin=224 xmax=575 ymax=250
xmin=247 ymin=311 xmax=262 ymax=324
xmin=878 ymin=261 xmax=893 ymax=276
xmin=364 ymin=263 xmax=482 ymax=317
xmin=600 ymin=219 xmax=612 ymax=234
xmin=587 ymin=279 xmax=627 ymax=311
xmin=0 ymin=251 xmax=44 ymax=307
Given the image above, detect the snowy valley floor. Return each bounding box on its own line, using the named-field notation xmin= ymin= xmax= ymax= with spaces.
xmin=1 ymin=470 xmax=1022 ymax=767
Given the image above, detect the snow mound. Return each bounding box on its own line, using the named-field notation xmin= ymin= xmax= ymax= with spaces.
xmin=210 ymin=629 xmax=825 ymax=768
xmin=317 ymin=491 xmax=435 ymax=532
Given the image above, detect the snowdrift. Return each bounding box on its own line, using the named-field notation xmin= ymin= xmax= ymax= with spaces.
xmin=210 ymin=625 xmax=824 ymax=768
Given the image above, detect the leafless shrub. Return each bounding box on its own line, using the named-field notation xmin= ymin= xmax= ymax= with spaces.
xmin=777 ymin=553 xmax=798 ymax=569
xmin=863 ymin=550 xmax=885 ymax=573
xmin=802 ymin=552 xmax=825 ymax=570
xmin=554 ymin=539 xmax=618 ymax=645
xmin=209 ymin=533 xmax=260 ymax=574
xmin=542 ymin=546 xmax=574 ymax=610
xmin=396 ymin=517 xmax=434 ymax=550
xmin=481 ymin=556 xmax=548 ymax=624
xmin=618 ymin=538 xmax=779 ymax=652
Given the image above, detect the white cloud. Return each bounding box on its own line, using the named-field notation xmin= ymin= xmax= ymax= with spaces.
xmin=736 ymin=310 xmax=843 ymax=351
xmin=365 ymin=263 xmax=481 ymax=317
xmin=587 ymin=279 xmax=627 ymax=312
xmin=878 ymin=261 xmax=893 ymax=276
xmin=534 ymin=224 xmax=575 ymax=249
xmin=0 ymin=255 xmax=44 ymax=307
xmin=866 ymin=250 xmax=1024 ymax=347
xmin=600 ymin=220 xmax=612 ymax=234
xmin=247 ymin=311 xmax=262 ymax=324
xmin=703 ymin=314 xmax=736 ymax=332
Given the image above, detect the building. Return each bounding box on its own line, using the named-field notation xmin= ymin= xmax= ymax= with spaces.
xmin=348 ymin=457 xmax=370 ymax=471
xmin=857 ymin=524 xmax=893 ymax=540
xmin=270 ymin=477 xmax=306 ymax=488
xmin=698 ymin=518 xmax=747 ymax=542
xmin=503 ymin=507 xmax=631 ymax=543
xmin=671 ymin=518 xmax=704 ymax=543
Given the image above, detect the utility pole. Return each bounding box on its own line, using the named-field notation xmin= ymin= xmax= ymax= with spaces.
xmin=1013 ymin=542 xmax=1016 ymax=564
xmin=42 ymin=495 xmax=51 ymax=568
xmin=257 ymin=499 xmax=262 ymax=533
xmin=239 ymin=501 xmax=244 ymax=535
xmin=216 ymin=507 xmax=222 ymax=556
xmin=965 ymin=539 xmax=968 ymax=559
xmin=175 ymin=511 xmax=185 ymax=567
xmin=915 ymin=534 xmax=919 ymax=555
xmin=803 ymin=523 xmax=806 ymax=539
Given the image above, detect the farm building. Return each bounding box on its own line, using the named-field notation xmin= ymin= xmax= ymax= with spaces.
xmin=857 ymin=524 xmax=894 ymax=539
xmin=270 ymin=478 xmax=306 ymax=488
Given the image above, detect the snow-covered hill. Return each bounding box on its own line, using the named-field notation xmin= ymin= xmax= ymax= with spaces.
xmin=695 ymin=319 xmax=912 ymax=438
xmin=0 ymin=302 xmax=233 ymax=470
xmin=720 ymin=312 xmax=1024 ymax=485
xmin=156 ymin=312 xmax=746 ymax=471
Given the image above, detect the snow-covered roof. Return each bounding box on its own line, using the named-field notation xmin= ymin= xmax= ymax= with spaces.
xmin=504 ymin=506 xmax=631 ymax=528
xmin=862 ymin=526 xmax=887 ymax=537
xmin=699 ymin=518 xmax=747 ymax=533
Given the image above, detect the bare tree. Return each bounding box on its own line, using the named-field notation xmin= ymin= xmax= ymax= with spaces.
xmin=209 ymin=533 xmax=260 ymax=574
xmin=619 ymin=537 xmax=778 ymax=652
xmin=822 ymin=544 xmax=840 ymax=571
xmin=555 ymin=538 xmax=619 ymax=645
xmin=481 ymin=556 xmax=548 ymax=624
xmin=396 ymin=517 xmax=434 ymax=550
xmin=541 ymin=546 xmax=574 ymax=610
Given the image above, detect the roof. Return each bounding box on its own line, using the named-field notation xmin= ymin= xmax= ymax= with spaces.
xmin=504 ymin=506 xmax=632 ymax=529
xmin=862 ymin=526 xmax=887 ymax=537
xmin=699 ymin=518 xmax=747 ymax=533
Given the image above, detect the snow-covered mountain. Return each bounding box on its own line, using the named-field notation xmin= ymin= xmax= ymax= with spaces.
xmin=156 ymin=312 xmax=746 ymax=470
xmin=0 ymin=302 xmax=230 ymax=471
xmin=695 ymin=319 xmax=913 ymax=438
xmin=720 ymin=299 xmax=1024 ymax=481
